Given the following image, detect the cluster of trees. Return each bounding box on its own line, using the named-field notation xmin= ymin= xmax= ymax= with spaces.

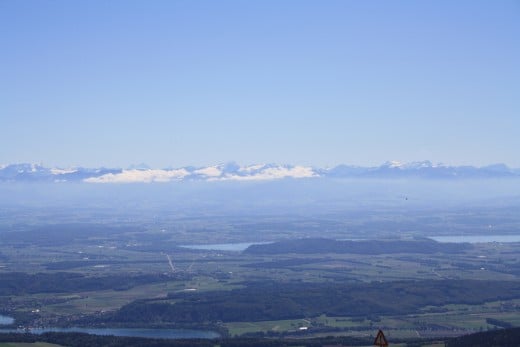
xmin=3 ymin=326 xmax=519 ymax=346
xmin=244 ymin=238 xmax=472 ymax=255
xmin=0 ymin=332 xmax=215 ymax=347
xmin=447 ymin=327 xmax=520 ymax=347
xmin=0 ymin=331 xmax=475 ymax=347
xmin=0 ymin=272 xmax=170 ymax=295
xmin=485 ymin=317 xmax=514 ymax=329
xmin=219 ymin=335 xmax=370 ymax=347
xmin=0 ymin=332 xmax=419 ymax=347
xmin=110 ymin=280 xmax=520 ymax=324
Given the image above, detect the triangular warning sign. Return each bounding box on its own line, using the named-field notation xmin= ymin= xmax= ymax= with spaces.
xmin=373 ymin=329 xmax=388 ymax=346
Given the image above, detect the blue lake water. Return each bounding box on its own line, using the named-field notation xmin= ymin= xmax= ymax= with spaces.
xmin=0 ymin=315 xmax=14 ymax=325
xmin=0 ymin=326 xmax=220 ymax=339
xmin=181 ymin=242 xmax=270 ymax=251
xmin=429 ymin=235 xmax=520 ymax=243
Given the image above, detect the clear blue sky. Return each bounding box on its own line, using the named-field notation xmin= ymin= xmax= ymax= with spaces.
xmin=1 ymin=0 xmax=519 ymax=168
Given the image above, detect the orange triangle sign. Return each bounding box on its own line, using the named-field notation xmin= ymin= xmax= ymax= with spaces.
xmin=374 ymin=329 xmax=388 ymax=346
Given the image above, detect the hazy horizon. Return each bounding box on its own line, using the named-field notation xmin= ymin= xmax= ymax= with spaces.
xmin=2 ymin=159 xmax=520 ymax=169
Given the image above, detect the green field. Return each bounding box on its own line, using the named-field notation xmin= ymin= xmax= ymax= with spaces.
xmin=0 ymin=217 xmax=519 ymax=342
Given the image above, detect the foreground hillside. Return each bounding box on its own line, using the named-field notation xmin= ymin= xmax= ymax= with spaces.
xmin=447 ymin=327 xmax=520 ymax=347
xmin=2 ymin=328 xmax=520 ymax=347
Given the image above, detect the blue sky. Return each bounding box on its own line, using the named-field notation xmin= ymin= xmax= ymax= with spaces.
xmin=1 ymin=0 xmax=519 ymax=168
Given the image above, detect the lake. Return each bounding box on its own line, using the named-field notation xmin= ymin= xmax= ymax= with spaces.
xmin=0 ymin=315 xmax=14 ymax=325
xmin=429 ymin=235 xmax=520 ymax=243
xmin=0 ymin=326 xmax=220 ymax=339
xmin=181 ymin=242 xmax=270 ymax=252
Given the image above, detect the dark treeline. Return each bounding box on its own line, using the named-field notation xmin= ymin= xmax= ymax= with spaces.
xmin=0 ymin=331 xmax=469 ymax=347
xmin=219 ymin=335 xmax=370 ymax=347
xmin=109 ymin=280 xmax=520 ymax=324
xmin=0 ymin=332 xmax=215 ymax=347
xmin=486 ymin=317 xmax=514 ymax=329
xmin=447 ymin=327 xmax=520 ymax=347
xmin=244 ymin=238 xmax=472 ymax=255
xmin=1 ymin=324 xmax=519 ymax=346
xmin=0 ymin=332 xmax=432 ymax=347
xmin=0 ymin=272 xmax=171 ymax=295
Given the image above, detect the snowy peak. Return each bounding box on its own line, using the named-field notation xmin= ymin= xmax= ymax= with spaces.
xmin=0 ymin=163 xmax=121 ymax=183
xmin=381 ymin=160 xmax=437 ymax=169
xmin=63 ymin=163 xmax=318 ymax=184
xmin=0 ymin=162 xmax=518 ymax=183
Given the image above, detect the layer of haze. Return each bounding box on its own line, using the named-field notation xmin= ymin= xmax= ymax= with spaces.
xmin=1 ymin=1 xmax=519 ymax=168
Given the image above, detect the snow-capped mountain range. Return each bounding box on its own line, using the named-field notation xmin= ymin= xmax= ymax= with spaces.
xmin=0 ymin=161 xmax=519 ymax=183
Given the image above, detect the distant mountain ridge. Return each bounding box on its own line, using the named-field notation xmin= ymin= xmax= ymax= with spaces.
xmin=1 ymin=161 xmax=519 ymax=183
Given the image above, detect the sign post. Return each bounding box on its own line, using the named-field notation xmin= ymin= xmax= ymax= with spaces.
xmin=373 ymin=329 xmax=388 ymax=347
